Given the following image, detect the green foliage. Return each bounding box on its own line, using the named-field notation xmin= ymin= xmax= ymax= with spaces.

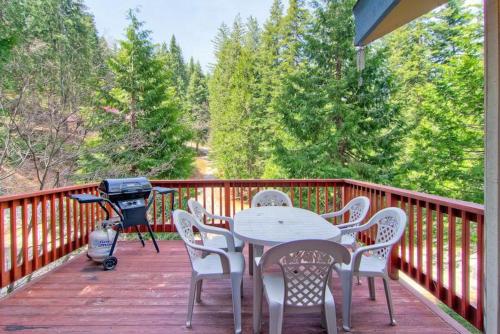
xmin=387 ymin=0 xmax=484 ymax=202
xmin=1 ymin=0 xmax=104 ymax=189
xmin=186 ymin=60 xmax=210 ymax=149
xmin=209 ymin=17 xmax=263 ymax=178
xmin=273 ymin=0 xmax=402 ymax=182
xmin=209 ymin=0 xmax=483 ymax=204
xmin=79 ymin=10 xmax=194 ymax=180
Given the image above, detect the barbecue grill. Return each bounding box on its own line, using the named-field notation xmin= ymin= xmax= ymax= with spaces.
xmin=70 ymin=177 xmax=176 ymax=270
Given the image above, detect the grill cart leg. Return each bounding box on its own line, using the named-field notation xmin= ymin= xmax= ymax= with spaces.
xmin=135 ymin=226 xmax=146 ymax=247
xmin=109 ymin=226 xmax=121 ymax=257
xmin=146 ymin=223 xmax=160 ymax=253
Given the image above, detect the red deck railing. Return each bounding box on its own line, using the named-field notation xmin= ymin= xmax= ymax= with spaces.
xmin=0 ymin=179 xmax=484 ymax=330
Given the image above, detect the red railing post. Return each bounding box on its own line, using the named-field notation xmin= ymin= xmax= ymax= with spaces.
xmin=387 ymin=191 xmax=400 ymax=280
xmin=224 ymin=181 xmax=231 ymax=219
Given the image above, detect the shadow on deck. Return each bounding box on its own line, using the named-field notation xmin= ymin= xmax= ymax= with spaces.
xmin=0 ymin=241 xmax=464 ymax=333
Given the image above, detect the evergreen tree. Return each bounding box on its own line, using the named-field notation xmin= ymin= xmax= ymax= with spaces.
xmin=387 ymin=0 xmax=484 ymax=202
xmin=79 ymin=10 xmax=193 ymax=179
xmin=274 ymin=0 xmax=402 ymax=181
xmin=209 ymin=17 xmax=263 ymax=178
xmin=255 ymin=0 xmax=309 ymax=177
xmin=186 ymin=61 xmax=209 ymax=151
xmin=166 ymin=35 xmax=188 ymax=98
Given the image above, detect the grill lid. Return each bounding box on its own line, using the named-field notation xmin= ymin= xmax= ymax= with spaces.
xmin=99 ymin=177 xmax=152 ymax=197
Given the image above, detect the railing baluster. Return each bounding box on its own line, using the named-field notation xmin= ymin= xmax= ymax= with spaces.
xmin=65 ymin=195 xmax=71 ymax=254
xmin=417 ymin=200 xmax=423 ymax=283
xmin=400 ymin=197 xmax=407 ymax=273
xmin=425 ymin=201 xmax=432 ymax=289
xmin=32 ymin=197 xmax=39 ymax=271
xmin=409 ymin=199 xmax=415 ymax=277
xmin=461 ymin=210 xmax=470 ymax=318
xmin=436 ymin=205 xmax=444 ymax=299
xmin=50 ymin=194 xmax=57 ymax=261
xmin=307 ymin=185 xmax=311 ymax=210
xmin=0 ymin=203 xmax=5 ymax=287
xmin=315 ymin=186 xmax=320 ymax=214
xmin=58 ymin=193 xmax=64 ymax=257
xmin=299 ymin=186 xmax=303 ymax=209
xmin=21 ymin=199 xmax=29 ymax=276
xmin=42 ymin=195 xmax=48 ymax=266
xmin=447 ymin=207 xmax=456 ymax=308
xmin=476 ymin=214 xmax=484 ymax=328
xmin=10 ymin=201 xmax=18 ymax=282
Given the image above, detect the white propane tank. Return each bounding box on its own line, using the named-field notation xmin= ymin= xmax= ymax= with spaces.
xmin=88 ymin=221 xmax=117 ymax=262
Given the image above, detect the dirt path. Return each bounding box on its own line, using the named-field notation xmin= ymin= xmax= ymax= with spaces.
xmin=191 ymin=146 xmax=217 ymax=180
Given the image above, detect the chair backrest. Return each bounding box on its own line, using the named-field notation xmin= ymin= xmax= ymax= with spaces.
xmin=370 ymin=207 xmax=407 ymax=262
xmin=344 ymin=196 xmax=370 ymax=223
xmin=341 ymin=196 xmax=370 ymax=239
xmin=259 ymin=240 xmax=350 ymax=307
xmin=187 ymin=199 xmax=208 ymax=241
xmin=251 ymin=189 xmax=293 ymax=208
xmin=173 ymin=210 xmax=203 ymax=265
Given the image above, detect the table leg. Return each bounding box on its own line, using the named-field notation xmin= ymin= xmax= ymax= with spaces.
xmin=249 ymin=244 xmax=254 ymax=276
xmin=253 ymin=245 xmax=264 ymax=276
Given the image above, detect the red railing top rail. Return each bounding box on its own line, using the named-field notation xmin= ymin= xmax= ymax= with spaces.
xmin=0 ymin=178 xmax=484 ymax=215
xmin=344 ymin=179 xmax=484 ymax=214
xmin=0 ymin=183 xmax=99 ymax=203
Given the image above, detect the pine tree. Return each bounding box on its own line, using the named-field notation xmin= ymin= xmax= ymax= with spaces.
xmin=387 ymin=0 xmax=484 ymax=202
xmin=209 ymin=17 xmax=263 ymax=178
xmin=79 ymin=10 xmax=193 ymax=180
xmin=255 ymin=0 xmax=309 ymax=177
xmin=274 ymin=0 xmax=402 ymax=181
xmin=166 ymin=35 xmax=188 ymax=98
xmin=186 ymin=61 xmax=209 ymax=151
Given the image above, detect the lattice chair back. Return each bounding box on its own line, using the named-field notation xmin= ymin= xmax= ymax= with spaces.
xmin=346 ymin=196 xmax=370 ymax=223
xmin=371 ymin=207 xmax=407 ymax=262
xmin=260 ymin=240 xmax=350 ymax=307
xmin=343 ymin=196 xmax=370 ymax=239
xmin=173 ymin=210 xmax=203 ymax=264
xmin=187 ymin=199 xmax=208 ymax=241
xmin=251 ymin=189 xmax=293 ymax=208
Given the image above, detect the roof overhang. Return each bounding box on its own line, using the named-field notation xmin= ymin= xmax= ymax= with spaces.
xmin=354 ymin=0 xmax=448 ymax=46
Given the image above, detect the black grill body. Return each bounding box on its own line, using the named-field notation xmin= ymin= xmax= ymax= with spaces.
xmin=99 ymin=177 xmax=152 ymax=229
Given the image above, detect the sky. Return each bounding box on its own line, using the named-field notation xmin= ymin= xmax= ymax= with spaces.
xmin=84 ymin=0 xmax=278 ymax=71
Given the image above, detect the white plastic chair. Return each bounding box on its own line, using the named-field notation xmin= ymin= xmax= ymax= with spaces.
xmin=249 ymin=189 xmax=293 ymax=275
xmin=334 ymin=207 xmax=407 ymax=331
xmin=173 ymin=210 xmax=245 ymax=334
xmin=321 ymin=196 xmax=370 ymax=250
xmin=251 ymin=189 xmax=293 ymax=207
xmin=188 ymin=198 xmax=245 ymax=252
xmin=253 ymin=239 xmax=350 ymax=334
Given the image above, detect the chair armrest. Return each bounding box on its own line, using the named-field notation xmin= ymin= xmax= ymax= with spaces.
xmin=321 ymin=210 xmax=343 ymax=219
xmin=350 ymin=242 xmax=393 ymax=272
xmin=206 ymin=213 xmax=235 ymax=231
xmin=337 ymin=220 xmax=362 ymax=230
xmin=186 ymin=241 xmax=231 ymax=273
xmin=196 ymin=223 xmax=236 ymax=252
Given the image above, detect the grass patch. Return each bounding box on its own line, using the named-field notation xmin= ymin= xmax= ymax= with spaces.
xmin=437 ymin=303 xmax=481 ymax=334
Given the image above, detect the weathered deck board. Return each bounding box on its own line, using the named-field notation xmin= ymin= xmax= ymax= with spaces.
xmin=0 ymin=241 xmax=461 ymax=333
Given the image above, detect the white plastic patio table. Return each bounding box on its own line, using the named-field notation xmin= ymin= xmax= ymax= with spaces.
xmin=233 ymin=206 xmax=342 ymax=273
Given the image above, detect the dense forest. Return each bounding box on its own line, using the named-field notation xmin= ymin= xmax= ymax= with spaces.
xmin=0 ymin=0 xmax=484 ymax=203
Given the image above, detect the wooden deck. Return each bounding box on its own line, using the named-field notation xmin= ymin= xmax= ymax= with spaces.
xmin=0 ymin=241 xmax=463 ymax=333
